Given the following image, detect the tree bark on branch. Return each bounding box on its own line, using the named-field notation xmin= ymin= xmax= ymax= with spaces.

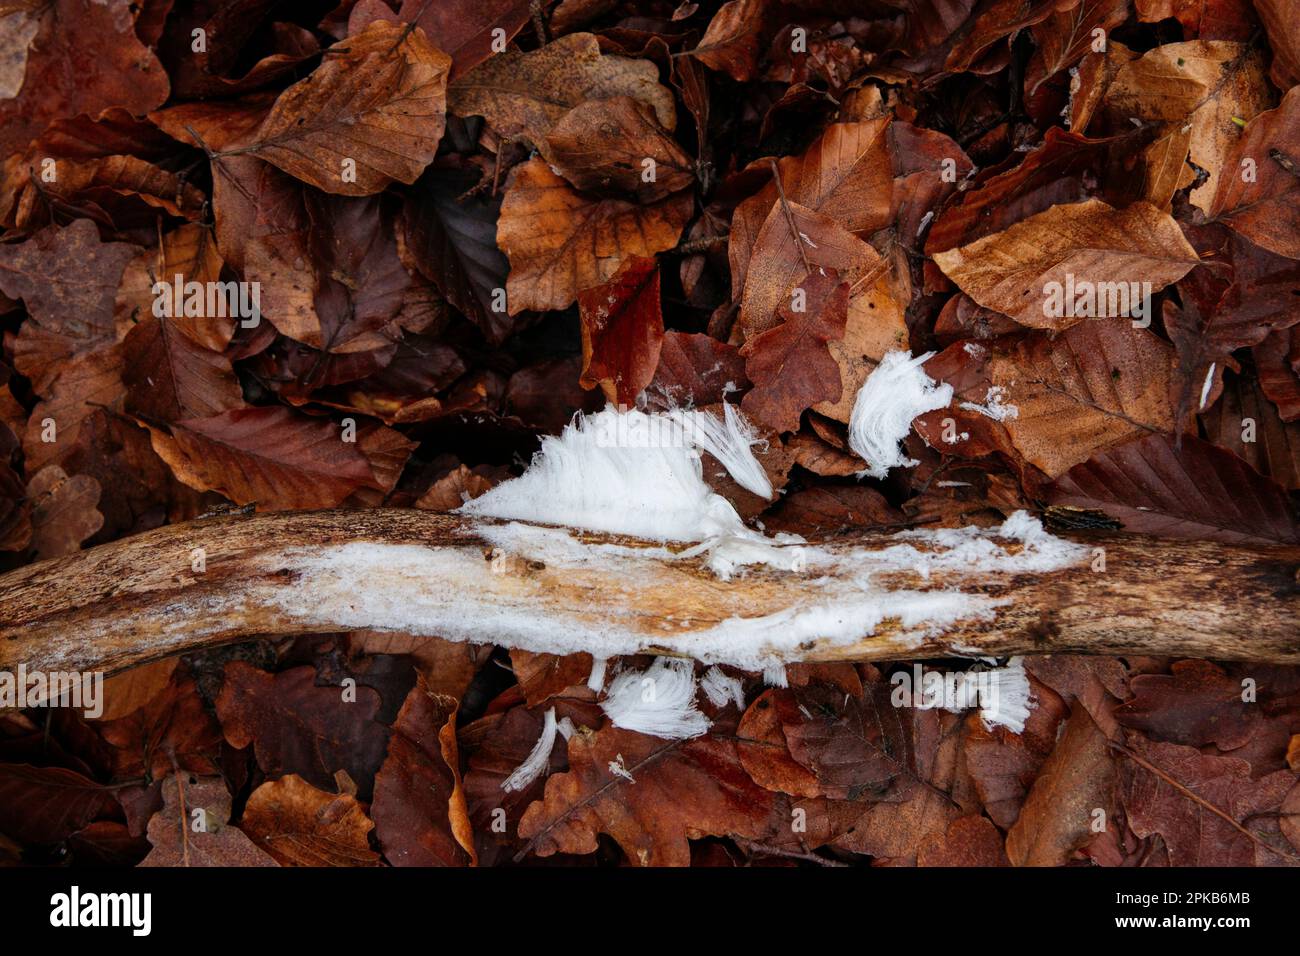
xmin=0 ymin=509 xmax=1296 ymax=676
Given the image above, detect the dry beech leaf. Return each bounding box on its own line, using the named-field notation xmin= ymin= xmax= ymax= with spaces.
xmin=0 ymin=0 xmax=170 ymax=161
xmin=93 ymin=658 xmax=179 ymax=723
xmin=448 ymin=32 xmax=676 ymax=147
xmin=1201 ymin=369 xmax=1300 ymax=491
xmin=1211 ymin=87 xmax=1300 ymax=261
xmin=241 ymin=774 xmax=382 ymax=867
xmin=1025 ymin=0 xmax=1131 ymax=97
xmin=149 ymin=407 xmax=387 ymax=511
xmin=1049 ymin=432 xmax=1300 ymax=546
xmin=737 ymin=200 xmax=879 ymax=340
xmin=690 ymin=0 xmax=769 ymax=82
xmin=122 ymin=315 xmax=245 ymax=424
xmin=396 ymin=0 xmax=531 ymax=79
xmin=415 ymin=465 xmax=495 ymax=511
xmin=577 ymin=256 xmax=665 ymax=406
xmin=247 ymin=21 xmax=450 ymax=196
xmin=740 ymin=270 xmax=849 ymax=433
xmin=496 ymin=157 xmax=692 ymax=314
xmin=23 ymin=346 xmax=125 ymax=472
xmin=932 ymin=199 xmax=1200 ymax=331
xmin=729 ymin=118 xmax=893 ymax=304
xmin=1100 ymin=41 xmax=1273 ymax=214
xmin=1005 ymin=704 xmax=1115 ymax=867
xmin=648 ymin=331 xmax=749 ymax=407
xmin=372 ymin=678 xmax=475 ymax=866
xmin=990 ymin=318 xmax=1176 ymax=478
xmin=546 ymin=96 xmax=695 ymax=203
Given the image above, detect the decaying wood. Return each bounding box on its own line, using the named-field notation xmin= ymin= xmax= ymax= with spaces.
xmin=0 ymin=508 xmax=1296 ymax=676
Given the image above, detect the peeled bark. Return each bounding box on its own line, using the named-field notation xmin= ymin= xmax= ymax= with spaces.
xmin=0 ymin=508 xmax=1296 ymax=676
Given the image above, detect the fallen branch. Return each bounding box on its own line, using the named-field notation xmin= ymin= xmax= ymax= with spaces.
xmin=1 ymin=509 xmax=1297 ymax=676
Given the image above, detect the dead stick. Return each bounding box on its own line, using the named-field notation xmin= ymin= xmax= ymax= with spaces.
xmin=0 ymin=509 xmax=1296 ymax=676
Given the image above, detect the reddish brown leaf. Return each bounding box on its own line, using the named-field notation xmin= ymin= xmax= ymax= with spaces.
xmin=140 ymin=775 xmax=278 ymax=867
xmin=215 ymin=663 xmax=389 ymax=800
xmin=1049 ymin=432 xmax=1300 ymax=545
xmin=740 ymin=270 xmax=848 ymax=433
xmin=577 ymin=256 xmax=665 ymax=406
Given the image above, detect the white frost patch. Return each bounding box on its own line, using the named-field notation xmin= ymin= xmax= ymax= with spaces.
xmin=608 ymin=754 xmax=635 ymax=782
xmin=959 ymin=386 xmax=1019 ymax=422
xmin=458 ymin=404 xmax=796 ymax=579
xmin=700 ymin=666 xmax=746 ymax=709
xmin=976 ymin=657 xmax=1034 ymax=733
xmin=762 ymin=664 xmax=789 ymax=687
xmin=848 ymin=351 xmax=954 ymax=479
xmin=1199 ymin=363 xmax=1216 ymax=411
xmin=586 ymin=657 xmax=608 ymax=692
xmin=501 ymin=706 xmax=557 ymax=792
xmin=601 ymin=657 xmax=710 ymax=739
xmin=262 ymin=512 xmax=1085 ymax=673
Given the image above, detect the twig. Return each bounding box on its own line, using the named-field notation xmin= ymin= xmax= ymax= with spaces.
xmin=768 ymin=158 xmax=811 ymax=275
xmin=730 ymin=835 xmax=850 ymax=867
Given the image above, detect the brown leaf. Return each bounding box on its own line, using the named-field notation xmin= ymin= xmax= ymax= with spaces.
xmin=510 ymin=651 xmax=596 ymax=707
xmin=23 ymin=346 xmax=126 ymax=472
xmin=1201 ymin=367 xmax=1300 ymax=491
xmin=547 ymin=96 xmax=694 ymax=203
xmin=518 ymin=724 xmax=783 ymax=866
xmin=403 ymin=163 xmax=513 ymax=345
xmin=737 ymin=201 xmax=879 ymax=341
xmin=348 ymin=632 xmax=489 ymax=700
xmin=415 ymin=465 xmax=496 ymax=511
xmin=1120 ymin=738 xmax=1296 ymax=865
xmin=0 ymin=764 xmax=121 ymax=845
xmin=1049 ymin=432 xmax=1300 ymax=545
xmin=25 ymin=464 xmax=103 ymax=559
xmin=737 ymin=689 xmax=823 ymax=798
xmin=0 ymin=0 xmax=170 ymax=161
xmin=729 ymin=118 xmax=893 ymax=306
xmin=648 ymin=331 xmax=749 ymax=407
xmin=140 ymin=775 xmax=278 ymax=867
xmin=1211 ymin=86 xmax=1300 ymax=260
xmin=247 ymin=21 xmax=450 ymax=196
xmin=918 ymin=815 xmax=1010 ymax=866
xmin=690 ymin=0 xmax=768 ymax=82
xmin=1256 ymin=328 xmax=1300 ymax=422
xmin=150 ymin=406 xmax=385 ymax=511
xmin=447 ymin=32 xmax=676 ymax=147
xmin=740 ymin=270 xmax=848 ymax=433
xmin=577 ymin=256 xmax=665 ymax=405
xmin=989 ymin=319 xmax=1176 ymax=478
xmin=122 ymin=315 xmax=244 ymax=424
xmin=0 ymin=219 xmax=135 ymax=394
xmin=1115 ymin=660 xmax=1261 ymax=750
xmin=1026 ymin=0 xmax=1132 ymax=97
xmin=1101 ymin=41 xmax=1273 ymax=213
xmin=93 ymin=658 xmax=179 ymax=723
xmin=372 ymin=678 xmax=475 ymax=866
xmin=216 ymin=663 xmax=390 ymax=800
xmin=1005 ymin=704 xmax=1116 ymax=867
xmin=397 ymin=0 xmax=531 ymax=79
xmin=241 ymin=774 xmax=381 ymax=866
xmin=99 ymin=667 xmax=223 ymax=780
xmin=1255 ymin=0 xmax=1300 ymax=89
xmin=496 ymin=157 xmax=691 ymax=313
xmin=932 ymin=199 xmax=1200 ymax=331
